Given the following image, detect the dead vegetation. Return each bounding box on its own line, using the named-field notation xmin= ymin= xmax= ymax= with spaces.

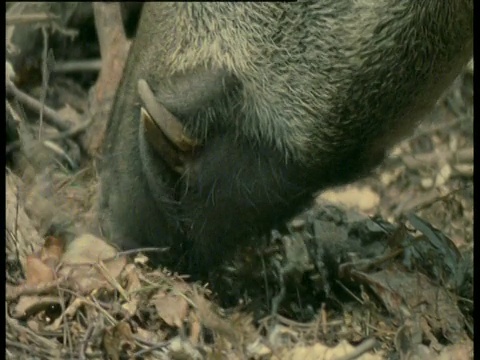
xmin=5 ymin=3 xmax=473 ymax=359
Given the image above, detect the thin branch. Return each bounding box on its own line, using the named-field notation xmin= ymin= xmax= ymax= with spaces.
xmin=6 ymin=81 xmax=71 ymax=132
xmin=6 ymin=13 xmax=59 ymax=26
xmin=53 ymin=59 xmax=102 ymax=73
xmin=6 ymin=117 xmax=93 ymax=154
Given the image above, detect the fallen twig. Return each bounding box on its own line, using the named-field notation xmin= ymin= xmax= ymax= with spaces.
xmin=6 ymin=81 xmax=71 ymax=132
xmin=335 ymin=338 xmax=377 ymax=360
xmin=6 ymin=117 xmax=93 ymax=154
xmin=53 ymin=59 xmax=102 ymax=73
xmin=6 ymin=13 xmax=59 ymax=26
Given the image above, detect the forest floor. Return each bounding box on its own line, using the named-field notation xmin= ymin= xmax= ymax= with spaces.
xmin=6 ymin=3 xmax=473 ymax=360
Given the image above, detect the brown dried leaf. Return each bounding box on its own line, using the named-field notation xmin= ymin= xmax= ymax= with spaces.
xmin=395 ymin=339 xmax=474 ymax=360
xmin=246 ymin=339 xmax=272 ymax=358
xmin=11 ymin=295 xmax=61 ymax=319
xmin=280 ymin=340 xmax=382 ymax=360
xmin=25 ymin=255 xmax=55 ymax=285
xmin=122 ymin=264 xmax=142 ymax=317
xmin=352 ymin=263 xmax=465 ymax=343
xmin=268 ymin=324 xmax=300 ymax=348
xmin=58 ymin=234 xmax=126 ymax=294
xmin=189 ymin=312 xmax=202 ymax=345
xmin=167 ymin=336 xmax=203 ymax=360
xmin=56 ymin=104 xmax=83 ymax=128
xmin=103 ymin=321 xmax=135 ymax=360
xmin=152 ymin=290 xmax=189 ymax=328
xmin=437 ymin=340 xmax=473 ymax=360
xmin=192 ymin=291 xmax=245 ymax=345
xmin=61 ymin=233 xmax=117 ymax=264
xmin=124 ymin=264 xmax=142 ymax=291
xmin=40 ymin=236 xmax=66 ymax=267
xmin=318 ymin=186 xmax=380 ymax=213
xmin=135 ymin=326 xmax=167 ymax=344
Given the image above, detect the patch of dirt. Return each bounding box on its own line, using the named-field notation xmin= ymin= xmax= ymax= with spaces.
xmin=5 ymin=3 xmax=473 ymax=360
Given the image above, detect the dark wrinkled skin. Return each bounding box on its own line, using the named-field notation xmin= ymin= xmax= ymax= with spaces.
xmin=99 ymin=2 xmax=473 ymax=276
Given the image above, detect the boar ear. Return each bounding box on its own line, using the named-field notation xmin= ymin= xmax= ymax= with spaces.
xmin=139 ymin=79 xmax=201 ymax=174
xmin=142 ymin=68 xmax=238 ymax=116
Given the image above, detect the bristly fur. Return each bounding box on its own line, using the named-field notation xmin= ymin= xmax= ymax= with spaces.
xmin=100 ymin=1 xmax=472 ymax=275
xmin=131 ymin=1 xmax=472 ymax=161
